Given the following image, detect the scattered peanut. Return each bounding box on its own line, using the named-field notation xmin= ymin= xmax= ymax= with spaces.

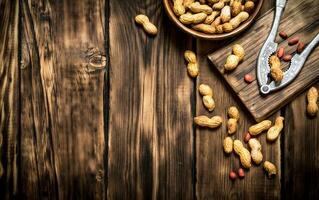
xmin=297 ymin=42 xmax=305 ymax=53
xmin=248 ymin=120 xmax=272 ymax=136
xmin=263 ymin=161 xmax=277 ymax=177
xmin=238 ymin=168 xmax=245 ymax=178
xmin=224 ymin=44 xmax=245 ymax=71
xmin=232 ymin=44 xmax=245 ymax=61
xmin=199 ymin=84 xmax=216 ymax=111
xmin=307 ymin=87 xmax=318 ymax=117
xmin=244 ymin=74 xmax=253 ymax=83
xmin=244 ymin=132 xmax=251 ymax=143
xmin=189 ymin=2 xmax=213 ymax=14
xmin=283 ymin=54 xmax=292 ymax=62
xmin=223 ymin=137 xmax=233 ymax=154
xmin=194 ymin=115 xmax=223 ymax=128
xmin=229 ymin=171 xmax=237 ymax=180
xmin=248 ymin=138 xmax=263 ymax=164
xmin=173 ymin=0 xmax=185 ymax=16
xmin=267 ymin=116 xmax=284 ymax=142
xmin=184 ymin=50 xmax=199 ymax=78
xmin=234 ymin=140 xmax=251 ymax=168
xmin=277 ymin=47 xmax=285 ymax=58
xmin=269 ymin=55 xmax=283 ymax=82
xmin=227 ymin=106 xmax=239 ymax=134
xmin=135 ymin=14 xmax=158 ymax=35
xmin=184 ymin=0 xmax=195 ymax=8
xmin=288 ymin=37 xmax=299 ymax=46
xmin=279 ymin=31 xmax=288 ymax=39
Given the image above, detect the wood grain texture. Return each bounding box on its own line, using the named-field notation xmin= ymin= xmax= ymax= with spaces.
xmin=19 ymin=0 xmax=107 ymax=199
xmin=108 ymin=0 xmax=194 ymax=199
xmin=208 ymin=0 xmax=319 ymax=121
xmin=282 ymin=82 xmax=319 ymax=200
xmin=0 ymin=0 xmax=19 ymax=198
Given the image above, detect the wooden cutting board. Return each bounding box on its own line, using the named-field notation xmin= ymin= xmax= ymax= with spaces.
xmin=208 ymin=0 xmax=319 ymax=122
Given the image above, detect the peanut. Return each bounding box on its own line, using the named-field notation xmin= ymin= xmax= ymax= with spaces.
xmin=213 ymin=1 xmax=225 ymax=10
xmin=180 ymin=12 xmax=207 ymax=25
xmin=248 ymin=138 xmax=263 ymax=164
xmin=189 ymin=2 xmax=213 ymax=14
xmin=244 ymin=132 xmax=251 ymax=143
xmin=229 ymin=171 xmax=237 ymax=180
xmin=135 ymin=14 xmax=158 ymax=35
xmin=248 ymin=120 xmax=272 ymax=136
xmin=288 ymin=37 xmax=299 ymax=46
xmin=184 ymin=50 xmax=199 ymax=78
xmin=212 ymin=16 xmax=221 ymax=27
xmin=238 ymin=168 xmax=245 ymax=178
xmin=194 ymin=115 xmax=223 ymax=128
xmin=204 ymin=11 xmax=220 ymax=24
xmin=269 ymin=55 xmax=283 ymax=82
xmin=224 ymin=55 xmax=240 ymax=71
xmin=199 ymin=84 xmax=213 ymax=96
xmin=221 ymin=6 xmax=231 ymax=23
xmin=231 ymin=0 xmax=242 ymax=17
xmin=227 ymin=106 xmax=239 ymax=134
xmin=297 ymin=42 xmax=305 ymax=53
xmin=279 ymin=31 xmax=288 ymax=39
xmin=228 ymin=106 xmax=240 ymax=120
xmin=199 ymin=84 xmax=215 ymax=111
xmin=244 ymin=74 xmax=253 ymax=83
xmin=223 ymin=137 xmax=233 ymax=154
xmin=232 ymin=44 xmax=245 ymax=61
xmin=307 ymin=87 xmax=318 ymax=116
xmin=223 ymin=11 xmax=249 ymax=32
xmin=224 ymin=44 xmax=245 ymax=71
xmin=234 ymin=140 xmax=251 ymax=168
xmin=183 ymin=0 xmax=195 ymax=8
xmin=263 ymin=161 xmax=277 ymax=177
xmin=283 ymin=54 xmax=292 ymax=62
xmin=267 ymin=116 xmax=284 ymax=142
xmin=216 ymin=25 xmax=224 ymax=34
xmin=173 ymin=0 xmax=186 ymax=16
xmin=277 ymin=47 xmax=285 ymax=58
xmin=192 ymin=24 xmax=216 ymax=34
xmin=244 ymin=1 xmax=255 ymax=13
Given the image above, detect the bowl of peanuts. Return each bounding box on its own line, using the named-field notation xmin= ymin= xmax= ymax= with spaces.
xmin=163 ymin=0 xmax=263 ymax=40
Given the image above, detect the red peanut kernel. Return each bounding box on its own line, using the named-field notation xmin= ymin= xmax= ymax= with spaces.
xmin=244 ymin=74 xmax=254 ymax=83
xmin=229 ymin=171 xmax=237 ymax=180
xmin=238 ymin=168 xmax=245 ymax=178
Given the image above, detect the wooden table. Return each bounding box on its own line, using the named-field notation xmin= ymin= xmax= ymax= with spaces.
xmin=0 ymin=0 xmax=318 ymax=199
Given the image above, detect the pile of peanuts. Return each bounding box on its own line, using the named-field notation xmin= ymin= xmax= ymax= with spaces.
xmin=172 ymin=0 xmax=257 ymax=34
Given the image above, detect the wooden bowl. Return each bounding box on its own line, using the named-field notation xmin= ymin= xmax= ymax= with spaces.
xmin=163 ymin=0 xmax=264 ymax=40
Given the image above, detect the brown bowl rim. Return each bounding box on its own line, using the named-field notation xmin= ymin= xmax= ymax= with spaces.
xmin=163 ymin=0 xmax=264 ymax=40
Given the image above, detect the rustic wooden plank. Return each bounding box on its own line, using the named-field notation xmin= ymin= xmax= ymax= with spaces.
xmin=196 ymin=1 xmax=281 ymax=199
xmin=108 ymin=0 xmax=194 ymax=199
xmin=0 ymin=0 xmax=20 ymax=198
xmin=19 ymin=0 xmax=107 ymax=199
xmin=282 ymin=82 xmax=319 ymax=200
xmin=208 ymin=0 xmax=319 ymax=121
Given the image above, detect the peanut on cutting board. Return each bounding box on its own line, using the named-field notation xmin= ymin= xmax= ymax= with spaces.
xmin=135 ymin=14 xmax=158 ymax=35
xmin=199 ymin=84 xmax=216 ymax=111
xmin=224 ymin=44 xmax=245 ymax=71
xmin=184 ymin=50 xmax=199 ymax=77
xmin=194 ymin=115 xmax=223 ymax=128
xmin=307 ymin=87 xmax=318 ymax=117
xmin=227 ymin=106 xmax=239 ymax=134
xmin=171 ymin=0 xmax=256 ymax=34
xmin=248 ymin=120 xmax=272 ymax=136
xmin=267 ymin=116 xmax=284 ymax=142
xmin=248 ymin=138 xmax=263 ymax=164
xmin=234 ymin=140 xmax=251 ymax=168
